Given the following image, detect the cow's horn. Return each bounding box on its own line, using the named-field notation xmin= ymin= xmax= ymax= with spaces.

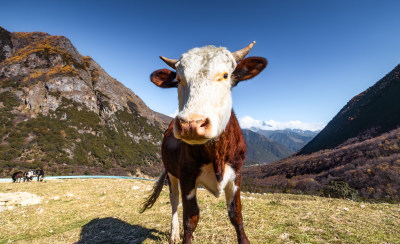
xmin=159 ymin=56 xmax=178 ymax=69
xmin=232 ymin=41 xmax=256 ymax=63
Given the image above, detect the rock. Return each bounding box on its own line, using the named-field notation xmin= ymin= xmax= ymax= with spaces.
xmin=21 ymin=197 xmax=41 ymax=206
xmin=0 ymin=192 xmax=41 ymax=209
xmin=279 ymin=233 xmax=290 ymax=240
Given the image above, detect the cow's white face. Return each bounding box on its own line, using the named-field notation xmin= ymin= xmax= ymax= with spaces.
xmin=150 ymin=43 xmax=267 ymax=145
xmin=174 ymin=46 xmax=236 ymax=144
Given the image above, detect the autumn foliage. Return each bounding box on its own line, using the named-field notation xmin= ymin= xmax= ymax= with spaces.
xmin=243 ymin=127 xmax=400 ymax=200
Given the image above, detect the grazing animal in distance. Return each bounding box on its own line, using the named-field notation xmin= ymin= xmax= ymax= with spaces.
xmin=12 ymin=171 xmax=24 ymax=183
xmin=141 ymin=42 xmax=267 ymax=243
xmin=24 ymin=169 xmax=44 ymax=182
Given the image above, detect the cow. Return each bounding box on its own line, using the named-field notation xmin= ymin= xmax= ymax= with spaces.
xmin=24 ymin=169 xmax=44 ymax=182
xmin=140 ymin=42 xmax=267 ymax=243
xmin=12 ymin=171 xmax=24 ymax=183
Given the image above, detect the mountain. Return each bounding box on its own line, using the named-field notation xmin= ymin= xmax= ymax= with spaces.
xmin=252 ymin=128 xmax=318 ymax=152
xmin=243 ymin=64 xmax=400 ymax=200
xmin=299 ymin=64 xmax=400 ymax=154
xmin=0 ymin=27 xmax=169 ymax=177
xmin=242 ymin=129 xmax=294 ymax=165
xmin=243 ymin=126 xmax=400 ymax=200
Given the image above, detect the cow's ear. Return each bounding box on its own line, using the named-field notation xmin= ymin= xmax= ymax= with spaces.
xmin=232 ymin=57 xmax=267 ymax=86
xmin=150 ymin=69 xmax=178 ymax=88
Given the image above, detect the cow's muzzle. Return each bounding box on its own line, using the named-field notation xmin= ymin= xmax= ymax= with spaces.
xmin=174 ymin=116 xmax=211 ymax=141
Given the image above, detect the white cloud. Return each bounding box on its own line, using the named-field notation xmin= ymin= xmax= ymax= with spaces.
xmin=169 ymin=109 xmax=179 ymax=118
xmin=238 ymin=116 xmax=325 ymax=131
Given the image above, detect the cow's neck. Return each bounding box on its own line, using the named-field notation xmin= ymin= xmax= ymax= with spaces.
xmin=201 ymin=110 xmax=243 ymax=181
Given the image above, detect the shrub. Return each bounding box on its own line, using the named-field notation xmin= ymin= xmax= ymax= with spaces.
xmin=321 ymin=181 xmax=358 ymax=200
xmin=0 ymin=91 xmax=20 ymax=107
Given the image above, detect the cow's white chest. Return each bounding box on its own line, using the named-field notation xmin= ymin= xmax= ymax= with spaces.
xmin=191 ymin=164 xmax=236 ymax=198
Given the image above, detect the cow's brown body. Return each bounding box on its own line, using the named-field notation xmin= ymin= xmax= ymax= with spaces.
xmin=163 ymin=110 xmax=246 ymax=182
xmin=162 ymin=111 xmax=249 ymax=243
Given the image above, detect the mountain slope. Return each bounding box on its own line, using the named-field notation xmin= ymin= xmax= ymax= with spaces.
xmin=242 ymin=129 xmax=293 ymax=165
xmin=0 ymin=27 xmax=168 ymax=177
xmin=243 ymin=127 xmax=400 ymax=199
xmin=299 ymin=64 xmax=400 ymax=154
xmin=255 ymin=129 xmax=318 ymax=152
xmin=243 ymin=64 xmax=400 ymax=199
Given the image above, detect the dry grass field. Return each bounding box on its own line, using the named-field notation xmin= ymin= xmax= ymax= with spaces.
xmin=1 ymin=179 xmax=399 ymax=243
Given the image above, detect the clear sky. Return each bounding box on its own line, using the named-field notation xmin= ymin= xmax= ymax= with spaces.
xmin=1 ymin=0 xmax=400 ymax=130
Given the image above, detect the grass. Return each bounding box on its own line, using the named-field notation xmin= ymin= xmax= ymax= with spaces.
xmin=1 ymin=179 xmax=399 ymax=243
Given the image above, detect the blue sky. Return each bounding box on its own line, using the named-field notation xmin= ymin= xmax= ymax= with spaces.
xmin=1 ymin=0 xmax=400 ymax=130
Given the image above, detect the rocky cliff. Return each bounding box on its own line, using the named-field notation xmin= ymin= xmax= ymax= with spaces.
xmin=0 ymin=27 xmax=169 ymax=177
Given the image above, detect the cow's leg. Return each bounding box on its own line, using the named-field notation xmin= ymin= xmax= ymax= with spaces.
xmin=168 ymin=173 xmax=180 ymax=243
xmin=180 ymin=179 xmax=199 ymax=244
xmin=224 ymin=174 xmax=250 ymax=244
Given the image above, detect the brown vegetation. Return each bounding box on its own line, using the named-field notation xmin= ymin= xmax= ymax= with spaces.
xmin=243 ymin=127 xmax=400 ymax=200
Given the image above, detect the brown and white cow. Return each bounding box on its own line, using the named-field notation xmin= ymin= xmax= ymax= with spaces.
xmin=141 ymin=42 xmax=267 ymax=244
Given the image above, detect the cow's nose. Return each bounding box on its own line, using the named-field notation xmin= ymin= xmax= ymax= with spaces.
xmin=174 ymin=117 xmax=211 ymax=138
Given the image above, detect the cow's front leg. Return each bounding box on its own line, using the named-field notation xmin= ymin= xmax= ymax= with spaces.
xmin=168 ymin=174 xmax=181 ymax=243
xmin=224 ymin=173 xmax=250 ymax=244
xmin=180 ymin=178 xmax=199 ymax=244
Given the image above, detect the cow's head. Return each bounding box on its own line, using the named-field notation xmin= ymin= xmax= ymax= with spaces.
xmin=151 ymin=42 xmax=267 ymax=145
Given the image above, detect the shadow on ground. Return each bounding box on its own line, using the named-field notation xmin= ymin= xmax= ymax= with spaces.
xmin=76 ymin=217 xmax=164 ymax=244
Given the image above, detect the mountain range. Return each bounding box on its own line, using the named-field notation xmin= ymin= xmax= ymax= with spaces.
xmin=242 ymin=128 xmax=318 ymax=164
xmin=242 ymin=129 xmax=294 ymax=164
xmin=243 ymin=64 xmax=400 ymax=199
xmin=251 ymin=128 xmax=318 ymax=152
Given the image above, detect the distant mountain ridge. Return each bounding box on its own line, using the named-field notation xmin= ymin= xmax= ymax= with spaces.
xmin=242 ymin=129 xmax=294 ymax=165
xmin=250 ymin=128 xmax=318 ymax=152
xmin=299 ymin=64 xmax=400 ymax=154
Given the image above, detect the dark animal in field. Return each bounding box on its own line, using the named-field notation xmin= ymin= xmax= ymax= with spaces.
xmin=24 ymin=169 xmax=44 ymax=182
xmin=23 ymin=175 xmax=33 ymax=182
xmin=12 ymin=171 xmax=24 ymax=183
xmin=141 ymin=42 xmax=267 ymax=243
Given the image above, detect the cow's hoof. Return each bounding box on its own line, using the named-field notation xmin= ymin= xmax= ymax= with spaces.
xmin=170 ymin=235 xmax=181 ymax=244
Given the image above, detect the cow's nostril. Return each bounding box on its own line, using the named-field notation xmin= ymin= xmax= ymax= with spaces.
xmin=175 ymin=118 xmax=183 ymax=132
xmin=200 ymin=118 xmax=210 ymax=128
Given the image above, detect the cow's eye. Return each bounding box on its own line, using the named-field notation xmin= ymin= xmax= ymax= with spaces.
xmin=223 ymin=73 xmax=228 ymax=79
